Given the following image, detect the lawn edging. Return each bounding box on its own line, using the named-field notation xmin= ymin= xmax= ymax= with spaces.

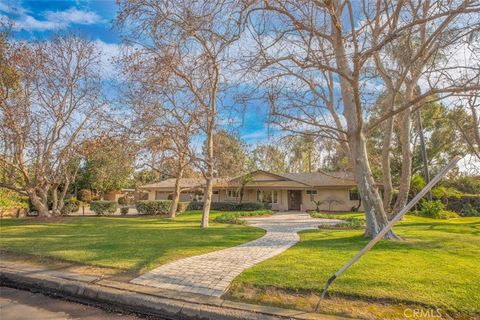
xmin=0 ymin=266 xmax=348 ymax=320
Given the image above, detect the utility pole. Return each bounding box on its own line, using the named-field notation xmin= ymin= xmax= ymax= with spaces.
xmin=416 ymin=109 xmax=432 ymax=200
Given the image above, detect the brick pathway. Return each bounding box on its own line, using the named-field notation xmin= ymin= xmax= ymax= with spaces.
xmin=130 ymin=212 xmax=339 ymax=297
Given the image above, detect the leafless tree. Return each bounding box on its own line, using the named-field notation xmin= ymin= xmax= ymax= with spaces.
xmin=117 ymin=0 xmax=248 ymax=227
xmin=0 ymin=34 xmax=104 ymax=216
xmin=246 ymin=0 xmax=480 ymax=238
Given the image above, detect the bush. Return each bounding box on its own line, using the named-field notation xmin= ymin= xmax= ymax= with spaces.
xmin=136 ymin=200 xmax=171 ymax=215
xmin=447 ymin=195 xmax=480 ymax=215
xmin=0 ymin=188 xmax=28 ymax=209
xmin=176 ymin=202 xmax=189 ymax=213
xmin=187 ymin=201 xmax=203 ymax=210
xmin=461 ymin=203 xmax=480 ymax=217
xmin=77 ymin=189 xmax=92 ymax=203
xmin=118 ymin=196 xmax=127 ymax=206
xmin=61 ymin=197 xmax=80 ymax=214
xmin=416 ymin=200 xmax=459 ymax=219
xmin=90 ymin=201 xmax=117 ymax=215
xmin=214 ymin=210 xmax=272 ymax=224
xmin=445 ymin=176 xmax=480 ymax=194
xmin=120 ymin=207 xmax=129 ymax=215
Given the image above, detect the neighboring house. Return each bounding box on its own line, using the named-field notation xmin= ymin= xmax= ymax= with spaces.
xmin=138 ymin=170 xmax=366 ymax=212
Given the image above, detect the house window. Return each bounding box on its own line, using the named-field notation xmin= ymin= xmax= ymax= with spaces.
xmin=349 ymin=188 xmax=360 ymax=200
xmin=213 ymin=190 xmax=219 ymax=195
xmin=228 ymin=190 xmax=238 ymax=198
xmin=257 ymin=190 xmax=278 ymax=204
xmin=306 ymin=190 xmax=317 ymax=201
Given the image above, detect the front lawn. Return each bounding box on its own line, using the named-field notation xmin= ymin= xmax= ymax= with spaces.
xmin=0 ymin=210 xmax=265 ymax=273
xmin=230 ymin=214 xmax=480 ymax=318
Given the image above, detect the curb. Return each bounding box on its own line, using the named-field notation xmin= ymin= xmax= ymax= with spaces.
xmin=0 ymin=268 xmax=347 ymax=320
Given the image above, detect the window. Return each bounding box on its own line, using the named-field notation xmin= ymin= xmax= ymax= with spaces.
xmin=213 ymin=190 xmax=219 ymax=195
xmin=306 ymin=190 xmax=317 ymax=201
xmin=257 ymin=190 xmax=278 ymax=204
xmin=349 ymin=188 xmax=360 ymax=200
xmin=228 ymin=190 xmax=238 ymax=198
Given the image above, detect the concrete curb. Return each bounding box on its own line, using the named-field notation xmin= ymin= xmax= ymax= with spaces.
xmin=0 ymin=268 xmax=347 ymax=320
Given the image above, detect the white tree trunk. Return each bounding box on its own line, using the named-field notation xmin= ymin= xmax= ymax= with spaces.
xmin=201 ymin=123 xmax=214 ymax=228
xmin=393 ymin=108 xmax=412 ymax=214
xmin=381 ymin=116 xmax=394 ymax=213
xmin=169 ymin=166 xmax=184 ymax=218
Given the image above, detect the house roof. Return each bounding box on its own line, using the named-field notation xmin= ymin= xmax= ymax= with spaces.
xmin=139 ymin=170 xmax=358 ymax=191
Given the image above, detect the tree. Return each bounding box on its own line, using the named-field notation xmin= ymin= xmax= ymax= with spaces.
xmin=77 ymin=137 xmax=136 ymax=196
xmin=250 ymin=144 xmax=287 ymax=173
xmin=246 ymin=0 xmax=480 ymax=239
xmin=0 ymin=33 xmax=104 ymax=216
xmin=206 ymin=130 xmax=247 ymax=177
xmin=117 ymin=0 xmax=248 ymax=227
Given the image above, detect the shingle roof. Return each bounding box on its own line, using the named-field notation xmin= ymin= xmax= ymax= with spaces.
xmin=275 ymin=171 xmax=357 ymax=187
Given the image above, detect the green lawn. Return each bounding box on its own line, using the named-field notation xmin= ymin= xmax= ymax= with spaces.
xmin=0 ymin=210 xmax=265 ymax=273
xmin=231 ymin=214 xmax=480 ymax=316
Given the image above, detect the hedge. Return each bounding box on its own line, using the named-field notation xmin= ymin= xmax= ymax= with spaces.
xmin=446 ymin=195 xmax=480 ymax=216
xmin=136 ymin=200 xmax=171 ymax=215
xmin=187 ymin=201 xmax=271 ymax=211
xmin=214 ymin=210 xmax=272 ymax=224
xmin=90 ymin=201 xmax=117 ymax=215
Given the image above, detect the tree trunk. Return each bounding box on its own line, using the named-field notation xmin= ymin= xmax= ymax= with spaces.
xmin=169 ymin=166 xmax=184 ymax=218
xmin=416 ymin=109 xmax=431 ymax=200
xmin=393 ymin=108 xmax=412 ymax=214
xmin=28 ymin=188 xmax=49 ymax=217
xmin=330 ymin=6 xmax=397 ymax=239
xmin=201 ymin=123 xmax=214 ymax=228
xmin=381 ymin=115 xmax=394 ymax=213
xmin=349 ymin=131 xmax=398 ymax=239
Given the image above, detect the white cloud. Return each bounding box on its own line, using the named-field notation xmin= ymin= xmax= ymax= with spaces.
xmin=44 ymin=8 xmax=102 ymax=26
xmin=0 ymin=1 xmax=103 ymax=32
xmin=94 ymin=40 xmax=122 ymax=80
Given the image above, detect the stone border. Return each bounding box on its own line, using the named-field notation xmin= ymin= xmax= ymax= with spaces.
xmin=0 ymin=268 xmax=348 ymax=320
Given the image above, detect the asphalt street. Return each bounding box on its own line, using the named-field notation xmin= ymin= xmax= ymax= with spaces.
xmin=0 ymin=286 xmax=150 ymax=320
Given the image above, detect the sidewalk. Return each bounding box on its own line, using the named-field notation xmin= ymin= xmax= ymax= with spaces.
xmin=0 ymin=259 xmax=348 ymax=320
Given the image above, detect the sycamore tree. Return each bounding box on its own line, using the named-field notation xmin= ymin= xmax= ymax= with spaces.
xmin=0 ymin=31 xmax=104 ymax=216
xmin=246 ymin=0 xmax=480 ymax=239
xmin=117 ymin=0 xmax=249 ymax=227
xmin=205 ymin=130 xmax=248 ymax=177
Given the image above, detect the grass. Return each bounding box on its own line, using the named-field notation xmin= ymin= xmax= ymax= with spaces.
xmin=0 ymin=210 xmax=265 ymax=274
xmin=230 ymin=213 xmax=480 ymax=317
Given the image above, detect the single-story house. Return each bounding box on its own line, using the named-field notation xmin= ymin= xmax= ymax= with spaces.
xmin=138 ymin=170 xmax=365 ymax=212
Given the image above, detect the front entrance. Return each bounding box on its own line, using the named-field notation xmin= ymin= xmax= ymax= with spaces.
xmin=288 ymin=190 xmax=302 ymax=210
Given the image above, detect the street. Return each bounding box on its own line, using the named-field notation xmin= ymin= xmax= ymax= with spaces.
xmin=0 ymin=287 xmax=148 ymax=320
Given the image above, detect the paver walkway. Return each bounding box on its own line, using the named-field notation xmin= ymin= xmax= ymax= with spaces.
xmin=131 ymin=212 xmax=339 ymax=297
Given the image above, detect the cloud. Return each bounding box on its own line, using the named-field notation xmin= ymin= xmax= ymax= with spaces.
xmin=0 ymin=2 xmax=103 ymax=32
xmin=94 ymin=39 xmax=122 ymax=80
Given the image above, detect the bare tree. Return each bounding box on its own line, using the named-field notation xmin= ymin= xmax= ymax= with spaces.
xmin=246 ymin=0 xmax=480 ymax=238
xmin=117 ymin=0 xmax=248 ymax=227
xmin=0 ymin=34 xmax=104 ymax=216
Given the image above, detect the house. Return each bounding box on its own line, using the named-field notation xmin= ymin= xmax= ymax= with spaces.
xmin=138 ymin=170 xmax=365 ymax=212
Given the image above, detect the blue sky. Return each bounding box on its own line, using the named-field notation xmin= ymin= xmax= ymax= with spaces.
xmin=0 ymin=0 xmax=273 ymax=147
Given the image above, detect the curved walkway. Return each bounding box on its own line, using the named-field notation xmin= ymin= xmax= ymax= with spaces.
xmin=130 ymin=212 xmax=339 ymax=297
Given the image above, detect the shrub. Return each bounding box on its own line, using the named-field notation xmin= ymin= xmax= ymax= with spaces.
xmin=0 ymin=188 xmax=28 ymax=209
xmin=447 ymin=195 xmax=480 ymax=215
xmin=120 ymin=207 xmax=129 ymax=215
xmin=118 ymin=196 xmax=127 ymax=206
xmin=176 ymin=202 xmax=189 ymax=213
xmin=214 ymin=210 xmax=271 ymax=224
xmin=77 ymin=189 xmax=92 ymax=203
xmin=61 ymin=197 xmax=80 ymax=214
xmin=90 ymin=201 xmax=117 ymax=215
xmin=136 ymin=200 xmax=171 ymax=215
xmin=416 ymin=200 xmax=459 ymax=219
xmin=187 ymin=201 xmax=203 ymax=210
xmin=461 ymin=203 xmax=480 ymax=217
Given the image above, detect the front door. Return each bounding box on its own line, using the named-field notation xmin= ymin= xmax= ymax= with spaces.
xmin=288 ymin=190 xmax=302 ymax=210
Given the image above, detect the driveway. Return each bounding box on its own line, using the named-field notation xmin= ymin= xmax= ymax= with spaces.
xmin=131 ymin=212 xmax=339 ymax=297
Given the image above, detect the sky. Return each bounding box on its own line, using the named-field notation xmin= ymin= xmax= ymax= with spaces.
xmin=0 ymin=0 xmax=274 ymax=147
